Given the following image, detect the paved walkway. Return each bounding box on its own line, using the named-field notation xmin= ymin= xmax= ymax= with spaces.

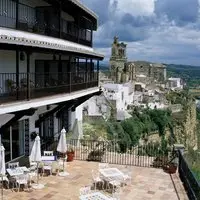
xmin=3 ymin=160 xmax=188 ymax=200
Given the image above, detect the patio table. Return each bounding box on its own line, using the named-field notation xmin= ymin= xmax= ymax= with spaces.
xmin=7 ymin=166 xmax=29 ymax=176
xmin=79 ymin=191 xmax=112 ymax=200
xmin=99 ymin=168 xmax=124 ymax=181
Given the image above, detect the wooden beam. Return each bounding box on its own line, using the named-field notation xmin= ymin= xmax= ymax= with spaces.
xmin=56 ymin=100 xmax=75 ymax=118
xmin=35 ymin=103 xmax=66 ymax=127
xmin=35 ymin=100 xmax=74 ymax=127
xmin=71 ymin=91 xmax=101 ymax=111
xmin=0 ymin=108 xmax=36 ymax=131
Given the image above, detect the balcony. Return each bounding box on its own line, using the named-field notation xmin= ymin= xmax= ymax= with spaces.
xmin=0 ymin=72 xmax=98 ymax=104
xmin=0 ymin=0 xmax=93 ymax=47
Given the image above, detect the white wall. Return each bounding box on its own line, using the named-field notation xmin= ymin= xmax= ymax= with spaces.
xmin=0 ymin=50 xmax=70 ymax=73
xmin=0 ymin=50 xmax=72 ymax=92
xmin=84 ymin=96 xmax=100 ymax=116
xmin=69 ymin=104 xmax=83 ymax=130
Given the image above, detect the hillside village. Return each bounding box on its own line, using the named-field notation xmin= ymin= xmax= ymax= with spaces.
xmin=64 ymin=37 xmax=197 ymax=152
xmin=83 ymin=37 xmax=184 ymax=121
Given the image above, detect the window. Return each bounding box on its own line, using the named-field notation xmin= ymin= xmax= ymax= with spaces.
xmin=2 ymin=120 xmax=26 ymax=162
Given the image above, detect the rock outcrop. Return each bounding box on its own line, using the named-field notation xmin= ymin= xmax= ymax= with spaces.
xmin=173 ymin=99 xmax=198 ymax=149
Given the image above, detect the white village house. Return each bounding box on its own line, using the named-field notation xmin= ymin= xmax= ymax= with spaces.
xmin=83 ymin=82 xmax=134 ymax=121
xmin=167 ymin=77 xmax=184 ymax=90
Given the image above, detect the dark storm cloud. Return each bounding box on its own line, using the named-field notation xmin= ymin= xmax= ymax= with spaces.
xmin=121 ymin=14 xmax=157 ymax=27
xmin=155 ymin=0 xmax=199 ymax=25
xmin=82 ymin=0 xmax=200 ymax=65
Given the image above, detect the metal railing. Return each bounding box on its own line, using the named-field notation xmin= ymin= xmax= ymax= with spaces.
xmin=37 ymin=137 xmax=200 ymax=200
xmin=0 ymin=0 xmax=92 ymax=47
xmin=44 ymin=138 xmax=169 ymax=168
xmin=0 ymin=72 xmax=98 ymax=102
xmin=178 ymin=150 xmax=200 ymax=200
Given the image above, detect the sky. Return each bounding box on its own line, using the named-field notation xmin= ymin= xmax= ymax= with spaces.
xmin=82 ymin=0 xmax=200 ymax=66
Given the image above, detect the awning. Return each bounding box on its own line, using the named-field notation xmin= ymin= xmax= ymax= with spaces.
xmin=0 ymin=28 xmax=104 ymax=59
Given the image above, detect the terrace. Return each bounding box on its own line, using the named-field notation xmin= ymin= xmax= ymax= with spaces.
xmin=3 ymin=139 xmax=199 ymax=200
xmin=3 ymin=160 xmax=188 ymax=200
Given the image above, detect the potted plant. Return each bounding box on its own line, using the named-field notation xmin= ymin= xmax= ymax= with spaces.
xmin=87 ymin=148 xmax=105 ymax=162
xmin=163 ymin=154 xmax=178 ymax=174
xmin=66 ymin=146 xmax=75 ymax=162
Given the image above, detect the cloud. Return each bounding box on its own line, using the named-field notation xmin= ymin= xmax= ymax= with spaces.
xmin=112 ymin=0 xmax=155 ymax=17
xmin=82 ymin=0 xmax=200 ymax=65
xmin=155 ymin=0 xmax=199 ymax=25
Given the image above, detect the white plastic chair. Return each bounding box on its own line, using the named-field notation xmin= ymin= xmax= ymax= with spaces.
xmin=98 ymin=163 xmax=109 ymax=170
xmin=43 ymin=151 xmax=53 ymax=156
xmin=51 ymin=161 xmax=59 ymax=176
xmin=108 ymin=179 xmax=121 ymax=194
xmin=121 ymin=167 xmax=132 ymax=186
xmin=8 ymin=162 xmax=19 ymax=169
xmin=112 ymin=187 xmax=121 ymax=200
xmin=79 ymin=185 xmax=91 ymax=196
xmin=29 ymin=156 xmax=37 ymax=171
xmin=0 ymin=175 xmax=9 ymax=189
xmin=91 ymin=170 xmax=104 ymax=190
xmin=41 ymin=162 xmax=52 ymax=176
xmin=28 ymin=170 xmax=37 ymax=186
xmin=15 ymin=174 xmax=29 ymax=192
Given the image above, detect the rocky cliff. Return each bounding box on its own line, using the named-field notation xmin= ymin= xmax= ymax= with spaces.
xmin=173 ymin=99 xmax=198 ymax=149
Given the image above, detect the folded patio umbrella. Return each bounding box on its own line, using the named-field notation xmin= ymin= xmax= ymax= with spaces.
xmin=0 ymin=139 xmax=5 ymax=199
xmin=30 ymin=135 xmax=44 ymax=189
xmin=57 ymin=128 xmax=69 ymax=176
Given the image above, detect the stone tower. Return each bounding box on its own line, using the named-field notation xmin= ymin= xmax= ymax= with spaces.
xmin=109 ymin=36 xmax=127 ymax=83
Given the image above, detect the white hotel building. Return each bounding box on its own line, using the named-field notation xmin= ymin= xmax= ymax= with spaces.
xmin=0 ymin=0 xmax=104 ymax=162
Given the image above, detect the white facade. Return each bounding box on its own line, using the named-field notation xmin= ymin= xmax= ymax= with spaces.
xmin=133 ymin=92 xmax=143 ymax=106
xmin=0 ymin=0 xmax=103 ymax=163
xmin=167 ymin=77 xmax=183 ymax=90
xmin=83 ymin=82 xmax=134 ymax=121
xmin=103 ymin=83 xmax=134 ymax=111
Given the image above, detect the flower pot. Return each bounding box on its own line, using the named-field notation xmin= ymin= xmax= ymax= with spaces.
xmin=168 ymin=165 xmax=177 ymax=174
xmin=163 ymin=164 xmax=177 ymax=174
xmin=66 ymin=151 xmax=75 ymax=162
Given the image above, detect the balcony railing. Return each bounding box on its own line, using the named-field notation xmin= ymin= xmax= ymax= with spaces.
xmin=0 ymin=0 xmax=92 ymax=47
xmin=0 ymin=72 xmax=98 ymax=103
xmin=178 ymin=150 xmax=200 ymax=200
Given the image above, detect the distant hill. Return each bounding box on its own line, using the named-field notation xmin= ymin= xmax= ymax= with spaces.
xmin=165 ymin=64 xmax=200 ymax=88
xmin=99 ymin=64 xmax=109 ymax=71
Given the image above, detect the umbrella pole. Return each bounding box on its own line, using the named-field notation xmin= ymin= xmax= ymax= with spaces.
xmin=63 ymin=153 xmax=65 ymax=172
xmin=37 ymin=162 xmax=39 ymax=184
xmin=1 ymin=174 xmax=3 ymax=200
